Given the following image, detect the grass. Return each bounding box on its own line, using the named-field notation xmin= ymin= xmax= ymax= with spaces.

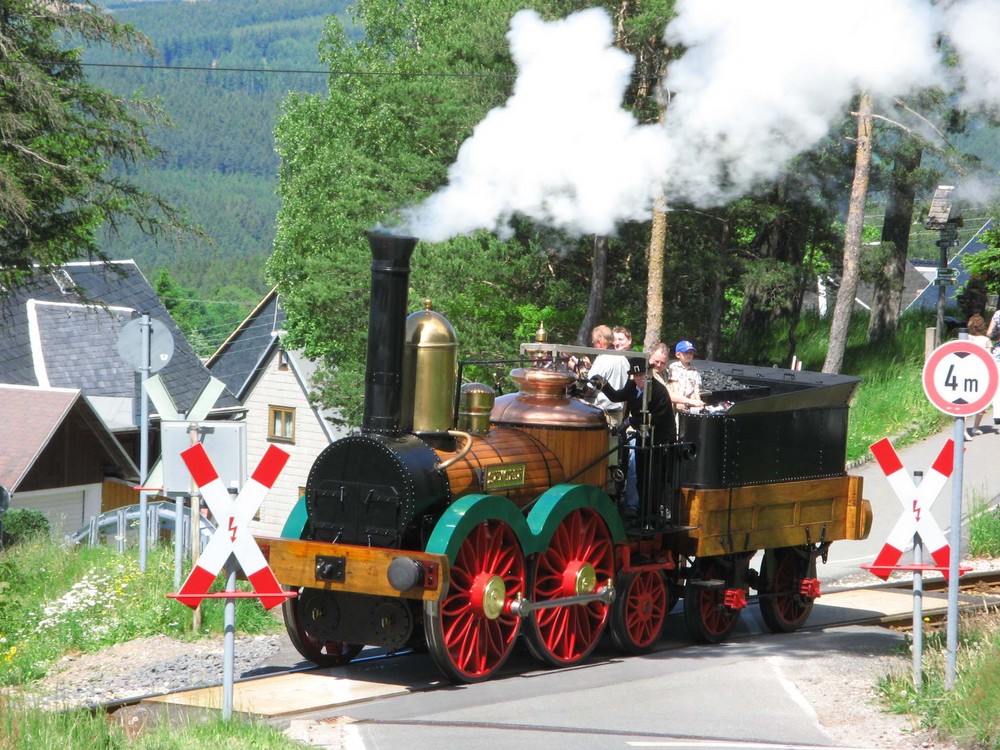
xmin=0 ymin=538 xmax=290 ymax=749
xmin=0 ymin=693 xmax=297 ymax=749
xmin=0 ymin=539 xmax=281 ymax=689
xmin=970 ymin=499 xmax=1000 ymax=559
xmin=879 ymin=614 xmax=1000 ymax=749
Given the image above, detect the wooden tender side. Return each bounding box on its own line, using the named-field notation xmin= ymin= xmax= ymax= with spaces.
xmin=677 ymin=475 xmax=871 ymax=557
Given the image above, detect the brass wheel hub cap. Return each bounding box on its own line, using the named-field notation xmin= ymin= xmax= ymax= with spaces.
xmin=476 ymin=574 xmax=507 ymax=620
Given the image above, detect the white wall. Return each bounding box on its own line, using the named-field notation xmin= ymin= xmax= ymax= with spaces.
xmin=243 ymin=353 xmax=336 ymax=537
xmin=13 ymin=484 xmax=102 ymax=538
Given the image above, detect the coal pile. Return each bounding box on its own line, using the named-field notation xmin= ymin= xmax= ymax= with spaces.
xmin=700 ymin=369 xmax=749 ymax=393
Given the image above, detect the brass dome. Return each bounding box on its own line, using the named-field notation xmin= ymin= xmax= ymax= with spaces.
xmin=402 ymin=300 xmax=458 ymax=434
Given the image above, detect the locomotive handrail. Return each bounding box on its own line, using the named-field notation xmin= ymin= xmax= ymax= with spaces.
xmin=437 ymin=430 xmax=474 ymax=470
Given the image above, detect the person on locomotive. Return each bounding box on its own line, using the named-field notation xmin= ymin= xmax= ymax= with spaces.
xmin=595 ymin=355 xmax=676 ymax=518
xmin=586 ymin=324 xmax=630 ymax=428
xmin=667 ymin=339 xmax=706 ymax=412
xmin=612 ymin=325 xmax=633 ymax=351
xmin=648 ymin=342 xmax=670 ymax=386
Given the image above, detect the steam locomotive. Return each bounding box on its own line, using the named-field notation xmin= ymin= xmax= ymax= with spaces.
xmin=257 ymin=232 xmax=872 ymax=683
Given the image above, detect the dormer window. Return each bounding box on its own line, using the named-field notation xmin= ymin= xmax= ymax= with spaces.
xmin=51 ymin=268 xmax=74 ymax=294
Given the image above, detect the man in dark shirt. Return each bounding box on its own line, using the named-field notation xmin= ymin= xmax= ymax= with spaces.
xmin=598 ymin=356 xmax=676 ymax=442
xmin=595 ymin=356 xmax=676 ymax=518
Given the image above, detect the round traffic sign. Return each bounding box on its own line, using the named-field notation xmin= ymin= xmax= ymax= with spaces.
xmin=922 ymin=340 xmax=1000 ymax=416
xmin=117 ymin=317 xmax=175 ymax=373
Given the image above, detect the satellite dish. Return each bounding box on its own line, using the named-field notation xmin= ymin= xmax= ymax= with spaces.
xmin=117 ymin=317 xmax=175 ymax=373
xmin=0 ymin=486 xmax=10 ymax=515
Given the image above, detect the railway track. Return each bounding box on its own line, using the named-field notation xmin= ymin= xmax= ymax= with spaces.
xmin=89 ymin=568 xmax=1000 ymax=719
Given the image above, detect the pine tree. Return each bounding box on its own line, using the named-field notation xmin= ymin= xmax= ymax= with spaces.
xmin=0 ymin=0 xmax=184 ymax=296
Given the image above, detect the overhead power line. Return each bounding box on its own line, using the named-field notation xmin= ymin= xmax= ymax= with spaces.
xmin=6 ymin=58 xmax=666 ymax=81
xmin=9 ymin=58 xmax=521 ymax=78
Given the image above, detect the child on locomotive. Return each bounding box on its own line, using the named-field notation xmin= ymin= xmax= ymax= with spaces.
xmin=667 ymin=340 xmax=706 ymax=412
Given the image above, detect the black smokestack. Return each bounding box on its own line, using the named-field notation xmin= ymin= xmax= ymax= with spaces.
xmin=362 ymin=231 xmax=418 ymax=435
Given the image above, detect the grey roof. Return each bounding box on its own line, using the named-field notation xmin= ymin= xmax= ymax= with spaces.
xmin=906 ymin=218 xmax=995 ymax=312
xmin=804 ymin=256 xmax=932 ymax=313
xmin=0 ymin=261 xmax=241 ymax=420
xmin=206 ymin=286 xmax=284 ymax=398
xmin=207 ymin=288 xmax=346 ymax=438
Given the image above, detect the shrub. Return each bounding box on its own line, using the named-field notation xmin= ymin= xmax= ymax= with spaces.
xmin=1 ymin=509 xmax=50 ymax=547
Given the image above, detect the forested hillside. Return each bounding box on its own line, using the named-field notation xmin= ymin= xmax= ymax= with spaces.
xmin=86 ymin=0 xmax=352 ymax=351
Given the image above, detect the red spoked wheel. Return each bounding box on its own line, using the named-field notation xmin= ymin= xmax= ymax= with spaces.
xmin=758 ymin=546 xmax=816 ymax=633
xmin=524 ymin=508 xmax=614 ymax=667
xmin=683 ymin=557 xmax=741 ymax=644
xmin=282 ymin=588 xmax=363 ymax=667
xmin=424 ymin=519 xmax=526 ymax=683
xmin=610 ymin=569 xmax=667 ymax=655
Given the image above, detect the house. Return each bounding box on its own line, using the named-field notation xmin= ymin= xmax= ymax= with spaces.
xmin=802 ymin=219 xmax=996 ymax=319
xmin=206 ymin=288 xmax=348 ymax=537
xmin=0 ymin=384 xmax=138 ymax=537
xmin=0 ymin=260 xmax=243 ymax=524
xmin=906 ymin=218 xmax=995 ymax=313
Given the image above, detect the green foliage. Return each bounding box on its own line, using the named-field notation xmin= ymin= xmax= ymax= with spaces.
xmin=82 ymin=1 xmax=353 ymax=340
xmin=963 ymin=228 xmax=1000 ymax=296
xmin=0 ymin=510 xmax=50 ymax=547
xmin=968 ymin=499 xmax=1000 ymax=558
xmin=153 ymin=267 xmax=258 ymax=356
xmin=0 ymin=0 xmax=188 ymax=298
xmin=269 ymin=0 xmax=607 ymax=417
xmin=0 ymin=541 xmax=281 ymax=688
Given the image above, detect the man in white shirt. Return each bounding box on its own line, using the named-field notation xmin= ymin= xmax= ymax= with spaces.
xmin=587 ymin=325 xmax=629 ymax=427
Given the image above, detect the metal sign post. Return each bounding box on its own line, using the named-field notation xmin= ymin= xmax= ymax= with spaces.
xmin=912 ymin=471 xmax=924 ymax=689
xmin=117 ymin=315 xmax=174 ymax=571
xmin=921 ymin=339 xmax=1000 ymax=689
xmin=168 ymin=443 xmax=293 ymax=720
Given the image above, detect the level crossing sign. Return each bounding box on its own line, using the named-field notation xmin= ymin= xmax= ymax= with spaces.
xmin=171 ymin=443 xmax=290 ymax=610
xmin=922 ymin=340 xmax=1000 ymax=417
xmin=867 ymin=437 xmax=953 ymax=580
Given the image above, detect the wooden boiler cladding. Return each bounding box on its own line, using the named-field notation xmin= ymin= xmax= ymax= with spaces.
xmin=488 ymin=366 xmax=610 ymax=489
xmin=435 ymin=427 xmax=566 ymax=506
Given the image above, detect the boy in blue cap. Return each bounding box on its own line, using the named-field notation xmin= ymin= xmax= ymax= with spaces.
xmin=667 ymin=340 xmax=705 ymax=411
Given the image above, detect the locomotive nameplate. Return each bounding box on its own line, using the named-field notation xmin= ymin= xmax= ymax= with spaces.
xmin=255 ymin=536 xmax=450 ymax=601
xmin=482 ymin=463 xmax=527 ymax=492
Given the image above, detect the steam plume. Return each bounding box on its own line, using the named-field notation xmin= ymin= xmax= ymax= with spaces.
xmin=396 ymin=1 xmax=1000 ymax=242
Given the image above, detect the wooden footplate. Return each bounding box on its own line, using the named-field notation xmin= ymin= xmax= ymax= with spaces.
xmin=677 ymin=475 xmax=871 ymax=557
xmin=254 ymin=536 xmax=450 ymax=601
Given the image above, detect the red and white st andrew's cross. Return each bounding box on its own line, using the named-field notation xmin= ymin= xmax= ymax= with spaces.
xmin=868 ymin=437 xmax=953 ymax=580
xmin=175 ymin=443 xmax=289 ymax=610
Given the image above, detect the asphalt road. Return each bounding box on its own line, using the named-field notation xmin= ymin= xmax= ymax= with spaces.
xmin=271 ymin=620 xmax=911 ymax=750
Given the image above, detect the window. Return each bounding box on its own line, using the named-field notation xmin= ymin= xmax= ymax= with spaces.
xmin=278 ymin=350 xmax=290 ymax=371
xmin=269 ymin=406 xmax=295 ymax=442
